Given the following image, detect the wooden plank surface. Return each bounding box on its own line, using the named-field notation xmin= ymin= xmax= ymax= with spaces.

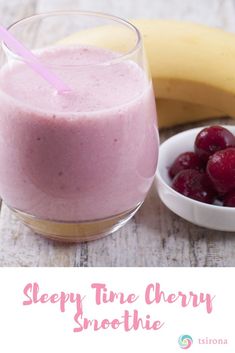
xmin=0 ymin=0 xmax=235 ymax=267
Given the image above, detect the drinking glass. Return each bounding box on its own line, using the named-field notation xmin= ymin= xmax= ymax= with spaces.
xmin=0 ymin=11 xmax=159 ymax=241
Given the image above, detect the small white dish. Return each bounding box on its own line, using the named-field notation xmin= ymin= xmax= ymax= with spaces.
xmin=156 ymin=125 xmax=235 ymax=232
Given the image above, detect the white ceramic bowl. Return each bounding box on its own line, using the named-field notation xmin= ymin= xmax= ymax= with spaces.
xmin=156 ymin=125 xmax=235 ymax=232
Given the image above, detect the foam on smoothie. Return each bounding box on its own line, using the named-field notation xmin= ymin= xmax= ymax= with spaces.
xmin=0 ymin=45 xmax=147 ymax=113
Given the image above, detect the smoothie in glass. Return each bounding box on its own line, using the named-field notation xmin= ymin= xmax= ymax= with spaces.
xmin=0 ymin=12 xmax=158 ymax=241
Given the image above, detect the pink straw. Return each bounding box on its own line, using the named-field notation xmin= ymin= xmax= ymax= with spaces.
xmin=0 ymin=24 xmax=71 ymax=94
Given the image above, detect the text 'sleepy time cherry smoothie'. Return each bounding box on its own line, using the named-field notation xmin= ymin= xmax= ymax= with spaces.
xmin=0 ymin=45 xmax=158 ymax=223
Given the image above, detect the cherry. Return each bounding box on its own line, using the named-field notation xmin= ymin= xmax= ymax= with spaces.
xmin=223 ymin=190 xmax=235 ymax=207
xmin=194 ymin=125 xmax=235 ymax=163
xmin=169 ymin=152 xmax=202 ymax=179
xmin=207 ymin=147 xmax=235 ymax=194
xmin=172 ymin=169 xmax=216 ymax=204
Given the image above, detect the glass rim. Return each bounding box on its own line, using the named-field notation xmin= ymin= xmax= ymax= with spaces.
xmin=3 ymin=10 xmax=142 ymax=67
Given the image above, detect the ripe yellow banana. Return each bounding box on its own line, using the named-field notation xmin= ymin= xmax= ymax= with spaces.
xmin=134 ymin=20 xmax=235 ymax=116
xmin=157 ymin=99 xmax=221 ymax=128
xmin=59 ymin=20 xmax=229 ymax=127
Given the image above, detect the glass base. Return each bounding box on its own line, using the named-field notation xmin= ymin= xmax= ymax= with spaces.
xmin=9 ymin=203 xmax=142 ymax=242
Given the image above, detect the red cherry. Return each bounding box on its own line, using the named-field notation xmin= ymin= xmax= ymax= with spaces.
xmin=169 ymin=152 xmax=202 ymax=179
xmin=194 ymin=125 xmax=235 ymax=163
xmin=172 ymin=169 xmax=216 ymax=204
xmin=223 ymin=190 xmax=235 ymax=207
xmin=207 ymin=147 xmax=235 ymax=194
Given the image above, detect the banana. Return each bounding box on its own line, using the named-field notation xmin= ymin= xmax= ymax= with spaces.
xmin=59 ymin=20 xmax=230 ymax=127
xmin=157 ymin=99 xmax=222 ymax=128
xmin=134 ymin=20 xmax=235 ymax=116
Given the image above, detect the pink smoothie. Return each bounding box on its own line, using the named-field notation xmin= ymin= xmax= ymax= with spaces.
xmin=0 ymin=46 xmax=158 ymax=221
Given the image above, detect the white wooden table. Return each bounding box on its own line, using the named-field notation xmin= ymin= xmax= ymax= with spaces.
xmin=0 ymin=0 xmax=235 ymax=267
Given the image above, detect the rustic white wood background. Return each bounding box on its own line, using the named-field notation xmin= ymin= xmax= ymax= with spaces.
xmin=0 ymin=0 xmax=235 ymax=267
